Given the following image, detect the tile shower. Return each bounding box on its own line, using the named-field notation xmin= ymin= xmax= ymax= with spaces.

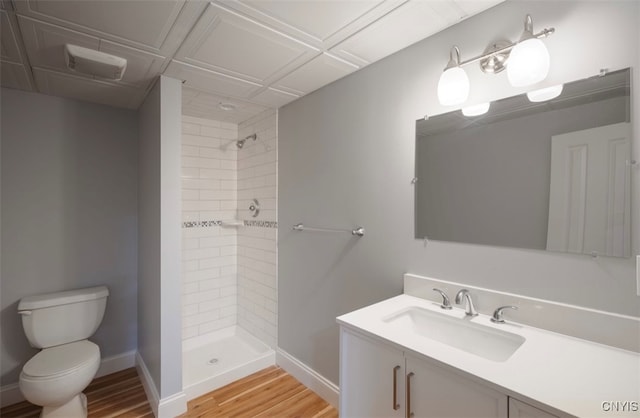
xmin=180 ymin=110 xmax=278 ymax=399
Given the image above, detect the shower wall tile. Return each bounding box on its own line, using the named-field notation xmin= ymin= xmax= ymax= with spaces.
xmin=181 ymin=115 xmax=239 ymax=340
xmin=182 ymin=124 xmax=200 ymax=136
xmin=237 ymin=109 xmax=278 ymax=349
xmin=181 ymin=110 xmax=278 ymax=346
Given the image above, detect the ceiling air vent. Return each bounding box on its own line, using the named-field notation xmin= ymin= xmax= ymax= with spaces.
xmin=64 ymin=44 xmax=127 ymax=81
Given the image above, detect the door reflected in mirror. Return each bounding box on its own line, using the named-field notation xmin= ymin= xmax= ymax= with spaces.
xmin=415 ymin=68 xmax=631 ymax=257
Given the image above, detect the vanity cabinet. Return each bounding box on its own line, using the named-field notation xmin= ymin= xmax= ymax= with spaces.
xmin=508 ymin=398 xmax=559 ymax=418
xmin=340 ymin=327 xmax=404 ymax=417
xmin=405 ymin=354 xmax=508 ymax=417
xmin=340 ymin=328 xmax=508 ymax=418
xmin=338 ymin=288 xmax=638 ymax=417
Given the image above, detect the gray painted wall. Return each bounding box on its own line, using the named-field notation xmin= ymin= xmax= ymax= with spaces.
xmin=278 ymin=0 xmax=640 ymax=386
xmin=138 ymin=80 xmax=162 ymax=393
xmin=137 ymin=76 xmax=182 ymax=399
xmin=1 ymin=88 xmax=138 ymax=386
xmin=158 ymin=76 xmax=182 ymax=399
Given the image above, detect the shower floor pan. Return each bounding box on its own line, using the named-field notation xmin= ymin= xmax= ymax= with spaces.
xmin=182 ymin=326 xmax=275 ymax=400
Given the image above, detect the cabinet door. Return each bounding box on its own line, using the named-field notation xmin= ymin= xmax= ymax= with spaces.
xmin=509 ymin=398 xmax=559 ymax=418
xmin=405 ymin=354 xmax=508 ymax=418
xmin=340 ymin=328 xmax=405 ymax=418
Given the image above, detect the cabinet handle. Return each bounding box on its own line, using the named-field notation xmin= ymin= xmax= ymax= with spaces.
xmin=392 ymin=365 xmax=401 ymax=410
xmin=406 ymin=372 xmax=415 ymax=418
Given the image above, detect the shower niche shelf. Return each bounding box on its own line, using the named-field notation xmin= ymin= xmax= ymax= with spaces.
xmin=220 ymin=220 xmax=244 ymax=227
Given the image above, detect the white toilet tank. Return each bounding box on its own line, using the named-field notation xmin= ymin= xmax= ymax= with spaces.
xmin=18 ymin=286 xmax=109 ymax=349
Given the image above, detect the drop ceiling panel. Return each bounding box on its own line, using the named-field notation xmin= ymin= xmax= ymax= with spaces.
xmin=165 ymin=60 xmax=262 ymax=99
xmin=33 ymin=67 xmax=145 ymax=109
xmin=19 ymin=16 xmax=99 ymax=79
xmin=94 ymin=41 xmax=165 ymax=89
xmin=182 ymin=87 xmax=268 ymax=124
xmin=18 ymin=17 xmax=165 ymax=90
xmin=0 ymin=60 xmax=33 ymax=90
xmin=249 ymin=87 xmax=299 ymax=108
xmin=455 ymin=0 xmax=503 ymax=16
xmin=1 ymin=10 xmax=23 ymax=63
xmin=331 ymin=0 xmax=466 ymax=65
xmin=190 ymin=91 xmax=266 ymax=115
xmin=182 ymin=86 xmax=200 ymax=102
xmin=274 ymin=53 xmax=357 ymax=95
xmin=175 ymin=3 xmax=318 ymax=85
xmin=13 ymin=0 xmax=205 ymax=55
xmin=221 ymin=0 xmax=390 ymax=47
xmin=6 ymin=0 xmax=506 ymax=121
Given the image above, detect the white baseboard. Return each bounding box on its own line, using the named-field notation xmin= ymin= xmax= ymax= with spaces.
xmin=158 ymin=391 xmax=187 ymax=418
xmin=135 ymin=352 xmax=159 ymax=416
xmin=96 ymin=349 xmax=136 ymax=378
xmin=135 ymin=352 xmax=187 ymax=418
xmin=0 ymin=349 xmax=137 ymax=408
xmin=276 ymin=348 xmax=339 ymax=408
xmin=0 ymin=383 xmax=22 ymax=408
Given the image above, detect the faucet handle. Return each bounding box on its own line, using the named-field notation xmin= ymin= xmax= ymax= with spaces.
xmin=432 ymin=288 xmax=452 ymax=310
xmin=491 ymin=306 xmax=518 ymax=323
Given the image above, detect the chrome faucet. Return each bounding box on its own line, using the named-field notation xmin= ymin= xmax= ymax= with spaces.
xmin=432 ymin=288 xmax=452 ymax=310
xmin=455 ymin=289 xmax=478 ymax=317
xmin=491 ymin=305 xmax=518 ymax=323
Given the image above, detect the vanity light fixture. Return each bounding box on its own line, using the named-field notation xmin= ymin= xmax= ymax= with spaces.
xmin=462 ymin=102 xmax=490 ymax=117
xmin=437 ymin=15 xmax=554 ymax=106
xmin=526 ymin=84 xmax=563 ymax=102
xmin=437 ymin=46 xmax=469 ymax=106
xmin=507 ymin=15 xmax=551 ymax=87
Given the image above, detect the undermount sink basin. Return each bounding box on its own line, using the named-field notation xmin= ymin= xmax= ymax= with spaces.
xmin=383 ymin=307 xmax=525 ymax=362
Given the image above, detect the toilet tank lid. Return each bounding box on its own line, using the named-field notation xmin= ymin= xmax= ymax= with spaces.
xmin=18 ymin=286 xmax=109 ymax=311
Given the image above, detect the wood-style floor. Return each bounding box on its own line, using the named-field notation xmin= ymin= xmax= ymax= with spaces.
xmin=0 ymin=368 xmax=152 ymax=418
xmin=179 ymin=366 xmax=337 ymax=418
xmin=0 ymin=366 xmax=338 ymax=418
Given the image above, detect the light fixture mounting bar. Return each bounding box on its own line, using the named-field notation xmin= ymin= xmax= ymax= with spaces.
xmin=458 ymin=27 xmax=555 ymax=68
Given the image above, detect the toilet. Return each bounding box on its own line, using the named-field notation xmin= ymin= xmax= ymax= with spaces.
xmin=17 ymin=286 xmax=109 ymax=418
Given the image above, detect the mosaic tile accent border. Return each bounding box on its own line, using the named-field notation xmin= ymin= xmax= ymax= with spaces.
xmin=244 ymin=220 xmax=277 ymax=228
xmin=182 ymin=220 xmax=278 ymax=229
xmin=182 ymin=220 xmax=222 ymax=228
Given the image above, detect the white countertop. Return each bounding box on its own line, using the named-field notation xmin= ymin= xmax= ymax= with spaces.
xmin=337 ymin=294 xmax=640 ymax=418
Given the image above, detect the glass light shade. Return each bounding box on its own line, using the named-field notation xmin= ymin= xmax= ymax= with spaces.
xmin=526 ymin=84 xmax=563 ymax=102
xmin=437 ymin=67 xmax=469 ymax=106
xmin=462 ymin=102 xmax=490 ymax=117
xmin=507 ymin=38 xmax=550 ymax=87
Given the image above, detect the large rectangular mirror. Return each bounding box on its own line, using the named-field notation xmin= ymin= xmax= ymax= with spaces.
xmin=415 ymin=68 xmax=632 ymax=257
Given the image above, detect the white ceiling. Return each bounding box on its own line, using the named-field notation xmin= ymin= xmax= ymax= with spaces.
xmin=0 ymin=0 xmax=503 ymax=124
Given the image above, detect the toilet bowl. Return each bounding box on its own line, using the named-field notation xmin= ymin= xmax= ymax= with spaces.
xmin=17 ymin=286 xmax=108 ymax=418
xmin=19 ymin=341 xmax=100 ymax=417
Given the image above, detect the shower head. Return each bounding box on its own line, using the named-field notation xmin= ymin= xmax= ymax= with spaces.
xmin=236 ymin=134 xmax=257 ymax=149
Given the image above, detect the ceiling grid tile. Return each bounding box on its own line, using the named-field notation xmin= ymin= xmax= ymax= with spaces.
xmin=1 ymin=0 xmax=504 ymax=122
xmin=12 ymin=0 xmax=205 ymax=56
xmin=174 ymin=2 xmax=319 ymax=86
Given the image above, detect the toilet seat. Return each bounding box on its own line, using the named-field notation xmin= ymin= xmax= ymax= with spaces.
xmin=22 ymin=340 xmax=99 ymax=379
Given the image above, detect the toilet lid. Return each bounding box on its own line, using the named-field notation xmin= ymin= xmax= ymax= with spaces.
xmin=23 ymin=340 xmax=99 ymax=378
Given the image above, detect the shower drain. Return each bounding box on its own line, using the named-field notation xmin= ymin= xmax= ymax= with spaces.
xmin=207 ymin=358 xmax=219 ymax=365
